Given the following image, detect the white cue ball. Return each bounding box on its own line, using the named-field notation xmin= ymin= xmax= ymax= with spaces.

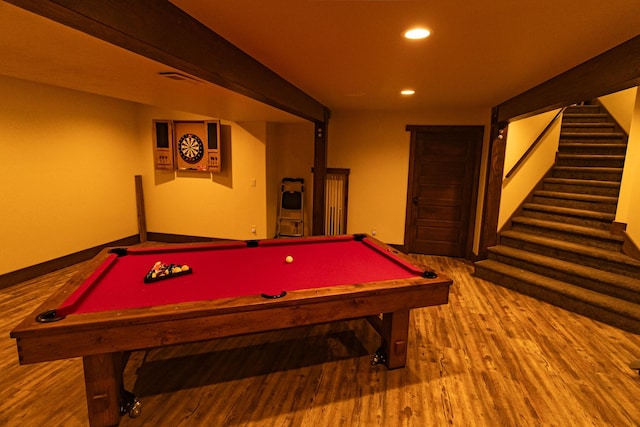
xmin=285 ymin=255 xmax=294 ymax=264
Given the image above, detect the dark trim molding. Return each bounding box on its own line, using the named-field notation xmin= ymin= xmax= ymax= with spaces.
xmin=312 ymin=121 xmax=329 ymax=235
xmin=4 ymin=0 xmax=329 ymax=123
xmin=478 ymin=110 xmax=507 ymax=259
xmin=0 ymin=235 xmax=140 ymax=290
xmin=145 ymin=232 xmax=221 ymax=244
xmin=1 ymin=233 xmax=231 ymax=290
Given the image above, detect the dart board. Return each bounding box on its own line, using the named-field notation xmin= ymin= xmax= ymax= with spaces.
xmin=178 ymin=133 xmax=204 ymax=164
xmin=173 ymin=121 xmax=208 ymax=171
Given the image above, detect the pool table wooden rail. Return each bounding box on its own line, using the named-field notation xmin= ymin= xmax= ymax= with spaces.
xmin=11 ymin=253 xmax=450 ymax=365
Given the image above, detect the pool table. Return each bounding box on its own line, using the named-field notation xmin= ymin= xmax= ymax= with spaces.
xmin=11 ymin=234 xmax=451 ymax=427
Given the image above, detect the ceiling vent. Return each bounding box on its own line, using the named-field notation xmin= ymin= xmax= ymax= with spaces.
xmin=158 ymin=72 xmax=203 ymax=84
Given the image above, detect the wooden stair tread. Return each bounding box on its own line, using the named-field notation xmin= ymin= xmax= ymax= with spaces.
xmin=499 ymin=230 xmax=640 ymax=267
xmin=557 ymin=154 xmax=625 ymax=160
xmin=561 ymin=122 xmax=616 ymax=128
xmin=562 ymin=113 xmax=608 ymax=119
xmin=560 ymin=132 xmax=626 ymax=138
xmin=487 ymin=245 xmax=640 ymax=292
xmin=533 ymin=190 xmax=617 ymax=203
xmin=511 ymin=216 xmax=623 ymax=241
xmin=522 ymin=203 xmax=615 ymax=220
xmin=559 ymin=143 xmax=627 ymax=148
xmin=554 ymin=166 xmax=622 ymax=172
xmin=543 ymin=177 xmax=620 ymax=188
xmin=475 ymin=259 xmax=640 ymax=320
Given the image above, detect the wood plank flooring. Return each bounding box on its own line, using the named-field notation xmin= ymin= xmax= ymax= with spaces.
xmin=2 ymin=255 xmax=640 ymax=426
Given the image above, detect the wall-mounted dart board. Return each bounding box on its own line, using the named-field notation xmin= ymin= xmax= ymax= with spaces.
xmin=152 ymin=119 xmax=221 ymax=173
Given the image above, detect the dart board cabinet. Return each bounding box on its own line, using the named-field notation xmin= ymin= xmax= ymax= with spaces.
xmin=153 ymin=119 xmax=221 ymax=173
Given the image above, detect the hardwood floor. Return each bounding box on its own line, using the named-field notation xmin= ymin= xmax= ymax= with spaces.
xmin=2 ymin=255 xmax=640 ymax=426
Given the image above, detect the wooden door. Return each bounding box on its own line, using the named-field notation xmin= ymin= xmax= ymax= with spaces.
xmin=404 ymin=126 xmax=483 ymax=257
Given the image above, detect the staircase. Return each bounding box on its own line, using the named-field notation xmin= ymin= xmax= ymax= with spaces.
xmin=475 ymin=101 xmax=640 ymax=334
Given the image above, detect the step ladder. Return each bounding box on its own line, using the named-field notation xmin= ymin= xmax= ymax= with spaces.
xmin=276 ymin=178 xmax=304 ymax=237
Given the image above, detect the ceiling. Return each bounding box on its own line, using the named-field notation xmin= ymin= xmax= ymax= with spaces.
xmin=1 ymin=0 xmax=639 ymax=123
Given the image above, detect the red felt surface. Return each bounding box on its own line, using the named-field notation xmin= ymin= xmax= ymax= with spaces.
xmin=58 ymin=236 xmax=424 ymax=315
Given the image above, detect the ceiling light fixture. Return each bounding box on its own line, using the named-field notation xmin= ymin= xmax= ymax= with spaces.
xmin=401 ymin=89 xmax=415 ymax=96
xmin=404 ymin=28 xmax=430 ymax=40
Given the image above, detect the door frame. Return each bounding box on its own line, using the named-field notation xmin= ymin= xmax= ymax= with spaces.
xmin=404 ymin=125 xmax=484 ymax=259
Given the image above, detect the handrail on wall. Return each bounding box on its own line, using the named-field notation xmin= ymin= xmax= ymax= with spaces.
xmin=504 ymin=107 xmax=567 ymax=179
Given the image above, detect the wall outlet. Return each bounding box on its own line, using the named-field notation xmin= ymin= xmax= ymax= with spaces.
xmin=251 ymin=225 xmax=256 ymax=234
xmin=371 ymin=229 xmax=377 ymax=236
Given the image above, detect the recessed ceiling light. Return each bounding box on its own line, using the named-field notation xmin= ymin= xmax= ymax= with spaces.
xmin=404 ymin=28 xmax=430 ymax=40
xmin=401 ymin=89 xmax=415 ymax=96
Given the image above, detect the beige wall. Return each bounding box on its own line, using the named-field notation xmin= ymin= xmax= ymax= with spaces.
xmin=499 ymin=109 xmax=561 ymax=229
xmin=617 ymin=89 xmax=640 ymax=247
xmin=266 ymin=122 xmax=315 ymax=238
xmin=599 ymin=87 xmax=638 ymax=134
xmin=328 ymin=108 xmax=491 ymax=246
xmin=1 ymin=77 xmax=275 ymax=275
xmin=137 ymin=109 xmax=271 ymax=242
xmin=0 ymin=76 xmax=142 ymax=274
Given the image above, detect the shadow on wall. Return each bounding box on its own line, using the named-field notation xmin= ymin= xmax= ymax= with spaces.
xmin=213 ymin=124 xmax=233 ymax=189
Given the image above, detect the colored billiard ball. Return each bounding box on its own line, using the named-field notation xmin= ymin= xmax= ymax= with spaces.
xmin=285 ymin=255 xmax=294 ymax=264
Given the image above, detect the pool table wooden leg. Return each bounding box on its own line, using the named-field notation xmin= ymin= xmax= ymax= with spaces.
xmin=381 ymin=309 xmax=410 ymax=369
xmin=82 ymin=352 xmax=125 ymax=427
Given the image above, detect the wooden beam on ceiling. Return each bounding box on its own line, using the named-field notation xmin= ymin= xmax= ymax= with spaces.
xmin=496 ymin=35 xmax=640 ymax=123
xmin=4 ymin=0 xmax=330 ymax=123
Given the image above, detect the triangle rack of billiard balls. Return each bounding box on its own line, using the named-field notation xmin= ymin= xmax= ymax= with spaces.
xmin=144 ymin=261 xmax=192 ymax=283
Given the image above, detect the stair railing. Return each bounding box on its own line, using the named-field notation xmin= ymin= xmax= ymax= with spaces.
xmin=505 ymin=107 xmax=567 ymax=179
